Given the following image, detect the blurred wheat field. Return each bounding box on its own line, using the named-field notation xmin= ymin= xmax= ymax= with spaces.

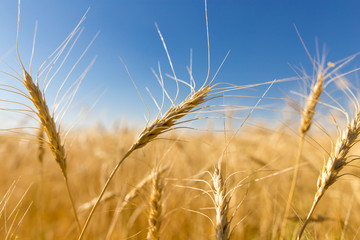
xmin=1 ymin=125 xmax=360 ymax=239
xmin=2 ymin=1 xmax=360 ymax=240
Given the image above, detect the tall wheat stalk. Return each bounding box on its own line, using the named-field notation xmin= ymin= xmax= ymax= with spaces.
xmin=18 ymin=52 xmax=82 ymax=232
xmin=298 ymin=110 xmax=360 ymax=239
xmin=280 ymin=71 xmax=324 ymax=239
xmin=12 ymin=0 xmax=92 ymax=232
xmin=280 ymin=49 xmax=359 ymax=238
xmin=78 ymin=1 xmax=221 ymax=238
xmin=78 ymin=82 xmax=213 ymax=239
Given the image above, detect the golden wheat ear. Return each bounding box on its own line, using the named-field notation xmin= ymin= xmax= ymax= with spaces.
xmin=105 ymin=167 xmax=167 ymax=240
xmin=13 ymin=0 xmax=97 ymax=233
xmin=146 ymin=169 xmax=164 ymax=240
xmin=297 ymin=94 xmax=360 ymax=239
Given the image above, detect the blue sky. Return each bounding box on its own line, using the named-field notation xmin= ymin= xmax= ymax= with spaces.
xmin=1 ymin=0 xmax=360 ymax=129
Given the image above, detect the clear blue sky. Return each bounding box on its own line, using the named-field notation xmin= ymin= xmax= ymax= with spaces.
xmin=1 ymin=0 xmax=360 ymax=129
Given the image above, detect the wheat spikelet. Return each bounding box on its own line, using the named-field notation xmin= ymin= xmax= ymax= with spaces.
xmin=212 ymin=166 xmax=230 ymax=240
xmin=147 ymin=170 xmax=164 ymax=240
xmin=298 ymin=111 xmax=360 ymax=239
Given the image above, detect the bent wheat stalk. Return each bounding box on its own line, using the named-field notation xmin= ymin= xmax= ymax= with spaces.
xmin=298 ymin=111 xmax=360 ymax=239
xmin=78 ymin=1 xmax=218 ymax=238
xmin=79 ymin=83 xmax=212 ymax=239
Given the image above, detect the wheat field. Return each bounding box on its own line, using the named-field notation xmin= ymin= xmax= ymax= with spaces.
xmin=2 ymin=126 xmax=360 ymax=239
xmin=2 ymin=1 xmax=360 ymax=240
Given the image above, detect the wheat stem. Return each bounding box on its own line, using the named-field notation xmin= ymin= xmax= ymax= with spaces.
xmin=78 ymin=147 xmax=135 ymax=239
xmin=280 ymin=73 xmax=324 ymax=239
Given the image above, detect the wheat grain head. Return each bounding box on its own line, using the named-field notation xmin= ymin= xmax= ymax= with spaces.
xmin=147 ymin=170 xmax=164 ymax=240
xmin=298 ymin=111 xmax=360 ymax=239
xmin=212 ymin=166 xmax=230 ymax=240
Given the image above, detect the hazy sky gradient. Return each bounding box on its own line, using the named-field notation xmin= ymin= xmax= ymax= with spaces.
xmin=1 ymin=0 xmax=360 ymax=129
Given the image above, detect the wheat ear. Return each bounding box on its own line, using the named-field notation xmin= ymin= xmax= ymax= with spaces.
xmin=15 ymin=2 xmax=81 ymax=230
xmin=212 ymin=164 xmax=230 ymax=240
xmin=298 ymin=111 xmax=360 ymax=239
xmin=20 ymin=67 xmax=82 ymax=231
xmin=106 ymin=167 xmax=167 ymax=240
xmin=280 ymin=72 xmax=324 ymax=239
xmin=147 ymin=170 xmax=164 ymax=240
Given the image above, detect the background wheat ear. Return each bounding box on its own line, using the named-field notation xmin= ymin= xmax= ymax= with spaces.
xmin=280 ymin=65 xmax=326 ymax=239
xmin=147 ymin=169 xmax=164 ymax=240
xmin=280 ymin=49 xmax=360 ymax=239
xmin=212 ymin=164 xmax=230 ymax=240
xmin=105 ymin=167 xmax=167 ymax=240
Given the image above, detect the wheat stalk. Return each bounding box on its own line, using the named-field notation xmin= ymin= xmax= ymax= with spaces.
xmin=78 ymin=83 xmax=212 ymax=239
xmin=147 ymin=170 xmax=164 ymax=240
xmin=78 ymin=2 xmax=216 ymax=237
xmin=280 ymin=51 xmax=358 ymax=238
xmin=15 ymin=0 xmax=82 ymax=231
xmin=298 ymin=111 xmax=360 ymax=239
xmin=280 ymin=71 xmax=324 ymax=239
xmin=19 ymin=62 xmax=82 ymax=232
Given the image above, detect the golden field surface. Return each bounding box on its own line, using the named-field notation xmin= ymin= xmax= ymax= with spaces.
xmin=1 ymin=125 xmax=360 ymax=239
